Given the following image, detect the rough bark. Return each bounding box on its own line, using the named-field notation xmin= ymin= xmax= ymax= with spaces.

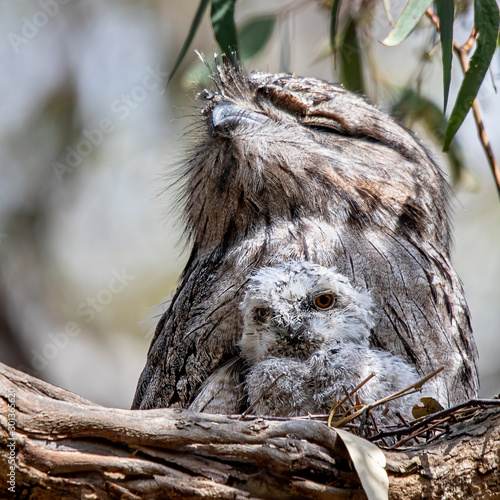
xmin=0 ymin=362 xmax=498 ymax=499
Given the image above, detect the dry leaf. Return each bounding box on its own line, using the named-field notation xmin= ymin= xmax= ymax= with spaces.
xmin=335 ymin=427 xmax=389 ymax=500
xmin=412 ymin=397 xmax=444 ymax=419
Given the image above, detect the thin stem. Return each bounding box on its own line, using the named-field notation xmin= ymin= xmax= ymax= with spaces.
xmin=369 ymin=398 xmax=500 ymax=441
xmin=425 ymin=7 xmax=500 ymax=197
xmin=331 ymin=367 xmax=444 ymax=429
xmin=454 ymin=42 xmax=500 ymax=195
xmin=327 ymin=372 xmax=376 ymax=427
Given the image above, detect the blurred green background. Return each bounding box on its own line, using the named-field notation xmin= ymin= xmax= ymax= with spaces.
xmin=0 ymin=0 xmax=498 ymax=408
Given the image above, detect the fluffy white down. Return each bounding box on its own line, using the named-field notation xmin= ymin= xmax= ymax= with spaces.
xmin=240 ymin=261 xmax=374 ymax=364
xmin=240 ymin=261 xmax=439 ymax=423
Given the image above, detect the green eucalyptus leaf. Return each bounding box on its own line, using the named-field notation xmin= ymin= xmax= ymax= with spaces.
xmin=239 ymin=15 xmax=276 ymax=60
xmin=443 ymin=0 xmax=499 ymax=150
xmin=436 ymin=0 xmax=454 ymax=112
xmin=329 ymin=0 xmax=342 ymax=55
xmin=339 ymin=16 xmax=364 ymax=94
xmin=382 ymin=0 xmax=394 ymax=26
xmin=381 ymin=0 xmax=432 ymax=46
xmin=167 ymin=0 xmax=210 ymax=86
xmin=211 ymin=0 xmax=238 ymax=57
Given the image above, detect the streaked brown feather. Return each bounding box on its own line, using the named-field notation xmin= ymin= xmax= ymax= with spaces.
xmin=132 ymin=57 xmax=478 ymax=411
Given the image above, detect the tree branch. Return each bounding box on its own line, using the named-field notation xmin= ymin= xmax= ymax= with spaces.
xmin=1 ymin=362 xmax=499 ymax=499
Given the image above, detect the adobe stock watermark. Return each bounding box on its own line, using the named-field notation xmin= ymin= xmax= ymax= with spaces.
xmin=6 ymin=387 xmax=16 ymax=494
xmin=30 ymin=268 xmax=135 ymax=371
xmin=7 ymin=0 xmax=69 ymax=53
xmin=51 ymin=65 xmax=167 ymax=182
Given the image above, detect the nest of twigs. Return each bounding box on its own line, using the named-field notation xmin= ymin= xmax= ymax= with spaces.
xmin=237 ymin=366 xmax=500 ymax=450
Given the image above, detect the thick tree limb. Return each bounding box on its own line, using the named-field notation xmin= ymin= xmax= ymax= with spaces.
xmin=0 ymin=362 xmax=498 ymax=499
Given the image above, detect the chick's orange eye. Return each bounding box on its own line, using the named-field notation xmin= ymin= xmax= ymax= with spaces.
xmin=314 ymin=293 xmax=335 ymax=310
xmin=254 ymin=307 xmax=269 ymax=322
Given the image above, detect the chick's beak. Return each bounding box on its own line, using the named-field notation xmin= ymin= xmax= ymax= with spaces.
xmin=283 ymin=323 xmax=307 ymax=344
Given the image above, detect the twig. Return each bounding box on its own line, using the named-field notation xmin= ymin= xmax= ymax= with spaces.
xmin=330 ymin=367 xmax=444 ymax=429
xmin=387 ymin=418 xmax=448 ymax=449
xmin=327 ymin=372 xmax=376 ymax=426
xmin=341 ymin=385 xmax=357 ymax=408
xmin=369 ymin=398 xmax=500 ymax=442
xmin=368 ymin=409 xmax=390 ymax=447
xmin=394 ymin=411 xmax=423 ymax=443
xmin=425 ymin=7 xmax=500 ymax=197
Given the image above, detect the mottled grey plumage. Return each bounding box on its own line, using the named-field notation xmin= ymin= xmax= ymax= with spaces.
xmin=239 ymin=261 xmax=434 ymax=421
xmin=189 ymin=357 xmax=245 ymax=414
xmin=132 ymin=56 xmax=479 ymax=411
